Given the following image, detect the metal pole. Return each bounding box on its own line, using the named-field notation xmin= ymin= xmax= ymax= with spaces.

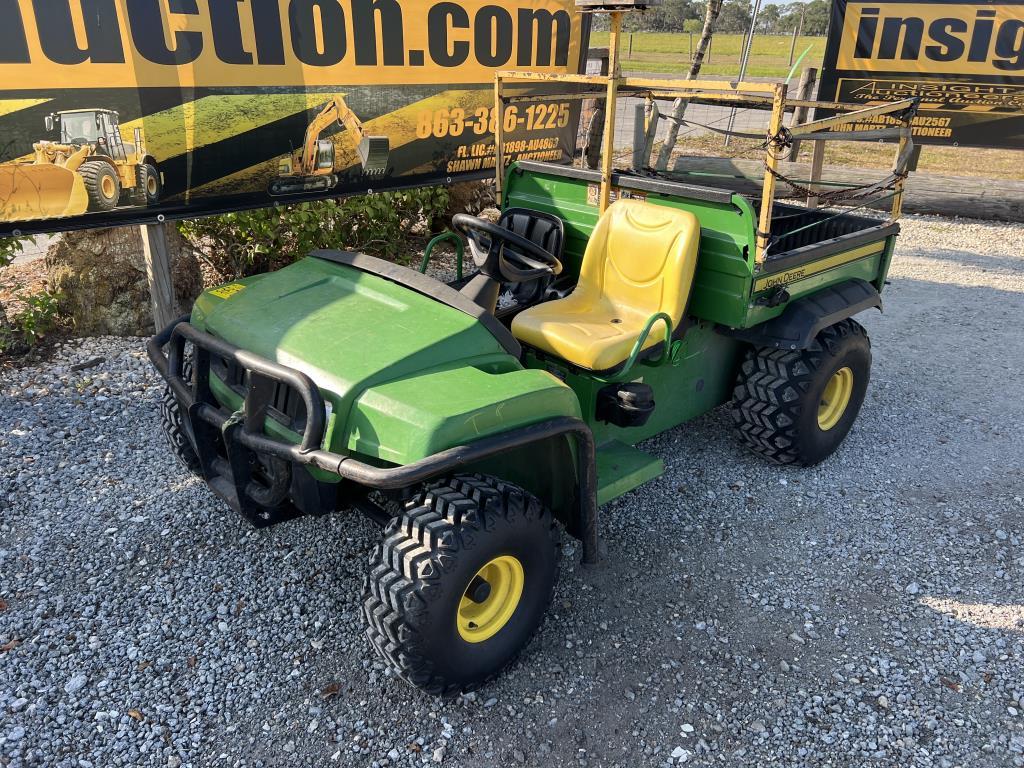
xmin=494 ymin=74 xmax=504 ymax=205
xmin=756 ymin=82 xmax=786 ymax=265
xmin=599 ymin=11 xmax=623 ymax=213
xmin=723 ymin=0 xmax=763 ymax=147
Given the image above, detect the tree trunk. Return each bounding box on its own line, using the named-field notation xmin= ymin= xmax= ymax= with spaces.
xmin=654 ymin=0 xmax=724 ymax=171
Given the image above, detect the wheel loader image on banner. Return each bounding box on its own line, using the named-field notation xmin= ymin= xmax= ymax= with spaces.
xmin=269 ymin=95 xmax=391 ymax=197
xmin=0 ymin=109 xmax=160 ymax=223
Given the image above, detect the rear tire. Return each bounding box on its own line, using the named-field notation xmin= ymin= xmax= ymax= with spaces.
xmin=731 ymin=319 xmax=871 ymax=466
xmin=79 ymin=161 xmax=120 ymax=212
xmin=159 ymin=353 xmax=202 ymax=477
xmin=362 ymin=474 xmax=558 ymax=696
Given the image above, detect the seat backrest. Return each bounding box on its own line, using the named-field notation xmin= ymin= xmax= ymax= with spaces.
xmin=575 ymin=199 xmax=699 ymax=324
xmin=498 ymin=207 xmax=565 ymax=261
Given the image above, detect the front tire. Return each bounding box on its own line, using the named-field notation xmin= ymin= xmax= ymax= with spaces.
xmin=362 ymin=474 xmax=558 ymax=696
xmin=159 ymin=352 xmax=202 ymax=477
xmin=731 ymin=319 xmax=871 ymax=466
xmin=80 ymin=161 xmax=120 ymax=212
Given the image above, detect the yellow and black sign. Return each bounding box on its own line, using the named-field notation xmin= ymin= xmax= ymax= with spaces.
xmin=0 ymin=0 xmax=590 ymax=235
xmin=818 ymin=0 xmax=1024 ymax=147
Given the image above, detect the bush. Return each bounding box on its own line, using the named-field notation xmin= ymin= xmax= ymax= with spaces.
xmin=178 ymin=187 xmax=450 ymax=280
xmin=0 ymin=236 xmax=29 ymax=269
xmin=0 ymin=287 xmax=64 ymax=355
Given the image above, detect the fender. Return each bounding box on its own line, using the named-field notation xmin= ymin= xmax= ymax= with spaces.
xmin=720 ymin=278 xmax=882 ymax=350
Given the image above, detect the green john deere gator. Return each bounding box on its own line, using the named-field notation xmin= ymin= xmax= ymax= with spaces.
xmin=149 ymin=67 xmax=918 ymax=694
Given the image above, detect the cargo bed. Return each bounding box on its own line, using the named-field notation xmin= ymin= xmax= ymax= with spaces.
xmin=504 ymin=161 xmax=899 ymax=331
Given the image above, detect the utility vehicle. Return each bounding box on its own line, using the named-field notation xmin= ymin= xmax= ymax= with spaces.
xmin=149 ymin=23 xmax=916 ymax=693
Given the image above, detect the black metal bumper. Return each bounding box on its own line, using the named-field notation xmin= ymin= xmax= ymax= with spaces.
xmin=147 ymin=317 xmax=600 ymax=564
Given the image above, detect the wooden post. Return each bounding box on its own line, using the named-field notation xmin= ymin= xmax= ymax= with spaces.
xmin=756 ymin=83 xmax=787 ymax=265
xmin=582 ymin=48 xmax=610 ymax=170
xmin=628 ymin=33 xmax=633 ymax=58
xmin=890 ymin=123 xmax=913 ymax=221
xmin=788 ymin=26 xmax=798 ymax=66
xmin=907 ymin=144 xmax=923 ymax=171
xmin=598 ymin=11 xmax=623 ymax=213
xmin=788 ymin=67 xmax=817 ymax=160
xmin=689 ymin=31 xmax=693 ymax=60
xmin=140 ymin=222 xmax=176 ymax=331
xmin=807 ymin=139 xmax=826 ymax=209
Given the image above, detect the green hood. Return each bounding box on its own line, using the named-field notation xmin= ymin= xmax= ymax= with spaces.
xmin=193 ymin=256 xmax=514 ymax=407
xmin=188 ymin=253 xmax=581 ymax=471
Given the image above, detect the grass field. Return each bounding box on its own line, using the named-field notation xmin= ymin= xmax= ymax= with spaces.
xmin=588 ymin=32 xmax=827 ymax=78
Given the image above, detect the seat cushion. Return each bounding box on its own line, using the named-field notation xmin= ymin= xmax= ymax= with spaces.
xmin=512 ymin=294 xmax=665 ymax=371
xmin=511 ymin=200 xmax=699 ymax=371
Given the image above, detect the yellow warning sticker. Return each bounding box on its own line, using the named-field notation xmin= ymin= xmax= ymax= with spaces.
xmin=209 ymin=283 xmax=246 ymax=299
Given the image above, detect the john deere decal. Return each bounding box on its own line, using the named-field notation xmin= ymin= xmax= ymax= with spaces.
xmin=818 ymin=0 xmax=1024 ymax=147
xmin=0 ymin=0 xmax=589 ymax=234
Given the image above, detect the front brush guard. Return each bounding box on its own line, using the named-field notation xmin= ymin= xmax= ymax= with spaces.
xmin=147 ymin=317 xmax=601 ymax=564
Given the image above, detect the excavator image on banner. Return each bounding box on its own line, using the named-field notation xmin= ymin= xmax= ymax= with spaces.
xmin=0 ymin=109 xmax=160 ymax=223
xmin=269 ymin=95 xmax=390 ymax=196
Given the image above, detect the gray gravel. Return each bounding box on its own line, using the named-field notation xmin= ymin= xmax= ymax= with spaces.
xmin=2 ymin=213 xmax=1023 ymax=767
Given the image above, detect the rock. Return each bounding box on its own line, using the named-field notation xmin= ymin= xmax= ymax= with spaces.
xmin=46 ymin=227 xmax=201 ymax=336
xmin=64 ymin=672 xmax=88 ymax=693
xmin=444 ymin=180 xmax=497 ymax=221
xmin=749 ymin=721 xmax=766 ymax=734
xmin=432 ymin=746 xmax=446 ymax=763
xmin=671 ymin=746 xmax=690 ymax=761
xmin=905 ymin=582 xmax=920 ymax=595
xmin=972 ymin=650 xmax=987 ymax=664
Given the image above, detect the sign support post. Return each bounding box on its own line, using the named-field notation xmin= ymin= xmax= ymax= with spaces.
xmin=140 ymin=223 xmax=176 ymax=331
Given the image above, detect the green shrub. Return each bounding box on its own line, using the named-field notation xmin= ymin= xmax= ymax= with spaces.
xmin=0 ymin=288 xmax=64 ymax=355
xmin=0 ymin=236 xmax=30 ymax=269
xmin=179 ymin=187 xmax=450 ymax=280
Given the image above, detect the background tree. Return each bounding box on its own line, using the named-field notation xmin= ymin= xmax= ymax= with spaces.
xmin=716 ymin=0 xmax=753 ymax=34
xmin=655 ymin=0 xmax=725 ymax=170
xmin=757 ymin=3 xmax=781 ymax=33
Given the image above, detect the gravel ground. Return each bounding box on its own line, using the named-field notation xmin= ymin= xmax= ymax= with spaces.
xmin=2 ymin=213 xmax=1023 ymax=768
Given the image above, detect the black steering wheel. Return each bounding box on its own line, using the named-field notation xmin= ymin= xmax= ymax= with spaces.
xmin=452 ymin=214 xmax=562 ymax=283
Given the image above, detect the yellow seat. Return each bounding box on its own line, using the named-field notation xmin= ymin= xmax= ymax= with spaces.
xmin=511 ymin=200 xmax=700 ymax=371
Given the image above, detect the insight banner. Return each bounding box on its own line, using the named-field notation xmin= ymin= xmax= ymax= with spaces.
xmin=818 ymin=0 xmax=1024 ymax=148
xmin=0 ymin=0 xmax=590 ymax=235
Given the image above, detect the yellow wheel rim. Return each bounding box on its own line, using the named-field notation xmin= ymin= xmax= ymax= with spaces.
xmin=146 ymin=174 xmax=157 ymax=195
xmin=818 ymin=366 xmax=854 ymax=431
xmin=457 ymin=555 xmax=524 ymax=643
xmin=100 ymin=175 xmax=116 ymax=198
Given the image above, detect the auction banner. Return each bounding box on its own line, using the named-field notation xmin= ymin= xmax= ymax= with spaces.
xmin=818 ymin=0 xmax=1024 ymax=148
xmin=0 ymin=0 xmax=590 ymax=235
